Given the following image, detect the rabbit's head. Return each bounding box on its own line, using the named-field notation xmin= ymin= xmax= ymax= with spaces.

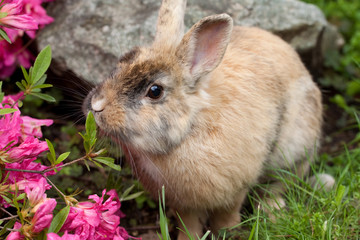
xmin=84 ymin=1 xmax=233 ymax=154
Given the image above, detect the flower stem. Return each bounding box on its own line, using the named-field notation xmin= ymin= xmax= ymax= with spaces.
xmin=43 ymin=174 xmax=66 ymax=201
xmin=3 ymin=155 xmax=88 ymax=174
xmin=0 ymin=215 xmax=18 ymax=222
xmin=0 ymin=206 xmax=14 ymax=216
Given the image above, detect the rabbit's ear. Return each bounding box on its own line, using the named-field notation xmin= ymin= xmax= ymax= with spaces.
xmin=153 ymin=0 xmax=187 ymax=48
xmin=177 ymin=14 xmax=233 ymax=85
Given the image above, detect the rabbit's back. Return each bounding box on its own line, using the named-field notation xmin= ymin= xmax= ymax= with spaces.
xmin=218 ymin=26 xmax=322 ymax=169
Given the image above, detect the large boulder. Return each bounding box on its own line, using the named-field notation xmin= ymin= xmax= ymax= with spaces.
xmin=38 ymin=0 xmax=342 ymax=84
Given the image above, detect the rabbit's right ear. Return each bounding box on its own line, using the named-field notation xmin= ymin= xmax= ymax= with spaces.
xmin=176 ymin=14 xmax=233 ymax=88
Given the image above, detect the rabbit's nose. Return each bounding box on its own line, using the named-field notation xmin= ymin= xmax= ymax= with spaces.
xmin=91 ymin=98 xmax=106 ymax=112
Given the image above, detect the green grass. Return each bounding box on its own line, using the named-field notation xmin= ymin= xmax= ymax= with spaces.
xmin=233 ymin=147 xmax=360 ymax=240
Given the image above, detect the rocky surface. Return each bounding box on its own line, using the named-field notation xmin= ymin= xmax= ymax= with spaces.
xmin=38 ymin=0 xmax=342 ymax=84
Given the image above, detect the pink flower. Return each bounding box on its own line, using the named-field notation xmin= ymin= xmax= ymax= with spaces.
xmin=61 ymin=202 xmax=99 ymax=239
xmin=6 ymin=160 xmax=55 ymax=187
xmin=2 ymin=92 xmax=24 ymax=105
xmin=61 ymin=190 xmax=128 ymax=240
xmin=114 ymin=227 xmax=129 ymax=240
xmin=21 ymin=116 xmax=53 ymax=138
xmin=0 ymin=107 xmax=21 ymax=149
xmin=8 ymin=136 xmax=49 ymax=162
xmin=11 ymin=178 xmax=51 ymax=191
xmin=0 ymin=0 xmax=53 ymax=79
xmin=0 ymin=0 xmax=38 ymax=31
xmin=31 ymin=198 xmax=56 ymax=233
xmin=47 ymin=232 xmax=81 ymax=240
xmin=22 ymin=0 xmax=53 ymax=38
xmin=0 ymin=38 xmax=32 ymax=78
xmin=6 ymin=222 xmax=24 ymax=240
xmin=24 ymin=177 xmax=47 ymax=206
xmin=5 ymin=198 xmax=56 ymax=239
xmin=0 ymin=92 xmax=23 ymax=148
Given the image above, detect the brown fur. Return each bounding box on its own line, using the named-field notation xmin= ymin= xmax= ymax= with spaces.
xmin=84 ymin=0 xmax=325 ymax=238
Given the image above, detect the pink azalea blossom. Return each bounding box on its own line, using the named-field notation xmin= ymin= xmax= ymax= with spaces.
xmin=6 ymin=198 xmax=56 ymax=239
xmin=22 ymin=0 xmax=53 ymax=38
xmin=7 ymin=136 xmax=49 ymax=162
xmin=2 ymin=92 xmax=24 ymax=104
xmin=0 ymin=93 xmax=55 ymax=207
xmin=0 ymin=107 xmax=21 ymax=149
xmin=61 ymin=189 xmax=128 ymax=240
xmin=11 ymin=177 xmax=51 ymax=192
xmin=21 ymin=116 xmax=53 ymax=138
xmin=24 ymin=177 xmax=47 ymax=206
xmin=6 ymin=222 xmax=24 ymax=240
xmin=47 ymin=232 xmax=81 ymax=240
xmin=0 ymin=92 xmax=23 ymax=148
xmin=0 ymin=38 xmax=33 ymax=78
xmin=6 ymin=160 xmax=55 ymax=186
xmin=0 ymin=0 xmax=53 ymax=79
xmin=31 ymin=198 xmax=56 ymax=233
xmin=114 ymin=227 xmax=129 ymax=240
xmin=0 ymin=0 xmax=38 ymax=30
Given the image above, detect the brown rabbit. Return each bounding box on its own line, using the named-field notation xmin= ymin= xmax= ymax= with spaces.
xmin=83 ymin=0 xmax=331 ymax=238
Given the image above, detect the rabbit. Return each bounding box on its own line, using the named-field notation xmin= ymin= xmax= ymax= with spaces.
xmin=83 ymin=0 xmax=333 ymax=238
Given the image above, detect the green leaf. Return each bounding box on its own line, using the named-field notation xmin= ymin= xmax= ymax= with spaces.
xmin=83 ymin=139 xmax=90 ymax=153
xmin=46 ymin=139 xmax=56 ymax=163
xmin=92 ymin=160 xmax=103 ymax=168
xmin=0 ymin=219 xmax=16 ymax=236
xmin=15 ymin=81 xmax=26 ymax=91
xmin=33 ymin=74 xmax=47 ymax=86
xmin=0 ymin=108 xmax=18 ymax=115
xmin=31 ymin=45 xmax=52 ymax=85
xmin=78 ymin=132 xmax=86 ymax=140
xmin=0 ymin=82 xmax=3 ymax=103
xmin=84 ymin=160 xmax=90 ymax=171
xmin=48 ymin=205 xmax=70 ymax=233
xmin=21 ymin=79 xmax=27 ymax=88
xmin=121 ymin=185 xmax=135 ymax=200
xmin=28 ymin=66 xmax=33 ymax=80
xmin=15 ymin=193 xmax=26 ymax=202
xmin=55 ymin=152 xmax=70 ymax=165
xmin=31 ymin=92 xmax=56 ymax=102
xmin=85 ymin=111 xmax=97 ymax=141
xmin=121 ymin=191 xmax=143 ymax=202
xmin=93 ymin=157 xmax=121 ymax=171
xmin=20 ymin=66 xmax=30 ymax=82
xmin=31 ymin=83 xmax=53 ymax=90
xmin=0 ymin=28 xmax=11 ymax=44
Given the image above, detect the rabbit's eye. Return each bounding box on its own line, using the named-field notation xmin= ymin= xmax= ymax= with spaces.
xmin=147 ymin=84 xmax=163 ymax=100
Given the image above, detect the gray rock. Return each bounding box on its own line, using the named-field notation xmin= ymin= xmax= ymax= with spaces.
xmin=38 ymin=0 xmax=341 ymax=84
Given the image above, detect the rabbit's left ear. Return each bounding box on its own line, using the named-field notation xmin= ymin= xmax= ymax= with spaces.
xmin=176 ymin=14 xmax=233 ymax=82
